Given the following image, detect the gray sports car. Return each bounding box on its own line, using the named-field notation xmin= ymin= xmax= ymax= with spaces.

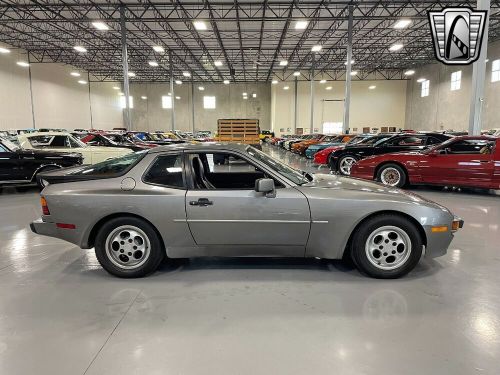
xmin=30 ymin=144 xmax=463 ymax=279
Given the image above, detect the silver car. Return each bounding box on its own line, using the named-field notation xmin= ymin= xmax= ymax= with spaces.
xmin=30 ymin=144 xmax=463 ymax=279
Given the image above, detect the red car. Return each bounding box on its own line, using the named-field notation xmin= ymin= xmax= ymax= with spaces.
xmin=350 ymin=136 xmax=500 ymax=189
xmin=314 ymin=144 xmax=344 ymax=165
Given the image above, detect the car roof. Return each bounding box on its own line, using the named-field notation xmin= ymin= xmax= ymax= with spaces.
xmin=148 ymin=142 xmax=250 ymax=154
xmin=22 ymin=131 xmax=72 ymax=137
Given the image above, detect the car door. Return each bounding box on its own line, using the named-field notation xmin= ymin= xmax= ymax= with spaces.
xmin=421 ymin=139 xmax=495 ymax=187
xmin=0 ymin=143 xmax=21 ymax=181
xmin=184 ymin=151 xmax=310 ymax=252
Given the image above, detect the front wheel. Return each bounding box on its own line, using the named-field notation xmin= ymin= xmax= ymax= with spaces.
xmin=350 ymin=214 xmax=423 ymax=278
xmin=377 ymin=163 xmax=407 ymax=188
xmin=95 ymin=217 xmax=165 ymax=278
xmin=337 ymin=155 xmax=359 ymax=175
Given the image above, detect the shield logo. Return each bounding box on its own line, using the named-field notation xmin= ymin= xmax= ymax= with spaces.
xmin=428 ymin=7 xmax=487 ymax=65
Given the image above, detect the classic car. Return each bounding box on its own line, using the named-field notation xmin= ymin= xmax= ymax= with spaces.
xmin=304 ymin=134 xmax=355 ymax=159
xmin=350 ymin=136 xmax=500 ymax=189
xmin=125 ymin=131 xmax=185 ymax=146
xmin=0 ymin=136 xmax=82 ymax=188
xmin=291 ymin=134 xmax=327 ymax=155
xmin=283 ymin=134 xmax=310 ymax=150
xmin=329 ymin=133 xmax=452 ymax=175
xmin=81 ymin=133 xmax=150 ymax=152
xmin=259 ymin=130 xmax=275 ymax=141
xmin=31 ymin=143 xmax=462 ymax=279
xmin=17 ymin=132 xmax=132 ymax=164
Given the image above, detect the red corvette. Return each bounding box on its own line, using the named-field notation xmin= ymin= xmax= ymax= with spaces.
xmin=350 ymin=136 xmax=500 ymax=189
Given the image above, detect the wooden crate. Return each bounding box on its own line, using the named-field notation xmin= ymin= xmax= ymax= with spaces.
xmin=216 ymin=119 xmax=260 ymax=144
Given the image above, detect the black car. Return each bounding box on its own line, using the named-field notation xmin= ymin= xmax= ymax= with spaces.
xmin=81 ymin=133 xmax=149 ymax=152
xmin=329 ymin=133 xmax=452 ymax=175
xmin=0 ymin=137 xmax=83 ymax=188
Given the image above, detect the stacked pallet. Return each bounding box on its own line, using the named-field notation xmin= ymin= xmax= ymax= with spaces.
xmin=216 ymin=119 xmax=260 ymax=145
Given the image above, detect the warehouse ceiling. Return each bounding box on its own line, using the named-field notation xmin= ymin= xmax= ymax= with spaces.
xmin=0 ymin=1 xmax=499 ymax=82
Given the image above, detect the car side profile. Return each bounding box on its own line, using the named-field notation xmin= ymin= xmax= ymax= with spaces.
xmin=350 ymin=136 xmax=500 ymax=189
xmin=31 ymin=144 xmax=462 ymax=279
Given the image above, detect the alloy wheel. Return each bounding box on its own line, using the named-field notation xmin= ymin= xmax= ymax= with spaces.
xmin=380 ymin=167 xmax=401 ymax=186
xmin=364 ymin=225 xmax=412 ymax=270
xmin=339 ymin=156 xmax=357 ymax=175
xmin=105 ymin=225 xmax=151 ymax=270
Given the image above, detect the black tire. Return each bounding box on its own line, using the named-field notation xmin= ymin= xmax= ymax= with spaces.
xmin=337 ymin=154 xmax=359 ymax=175
xmin=350 ymin=214 xmax=423 ymax=279
xmin=376 ymin=163 xmax=407 ymax=188
xmin=94 ymin=216 xmax=165 ymax=278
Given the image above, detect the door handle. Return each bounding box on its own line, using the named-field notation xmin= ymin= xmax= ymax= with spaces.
xmin=189 ymin=198 xmax=213 ymax=207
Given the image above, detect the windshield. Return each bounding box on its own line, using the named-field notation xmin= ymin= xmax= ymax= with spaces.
xmin=246 ymin=146 xmax=309 ymax=185
xmin=0 ymin=138 xmax=20 ymax=151
xmin=69 ymin=150 xmax=147 ymax=176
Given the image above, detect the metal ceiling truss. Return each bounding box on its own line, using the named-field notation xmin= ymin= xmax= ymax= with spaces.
xmin=0 ymin=1 xmax=498 ymax=83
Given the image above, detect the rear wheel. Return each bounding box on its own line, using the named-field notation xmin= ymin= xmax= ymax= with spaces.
xmin=338 ymin=155 xmax=358 ymax=175
xmin=350 ymin=214 xmax=423 ymax=278
xmin=95 ymin=217 xmax=165 ymax=278
xmin=377 ymin=163 xmax=407 ymax=188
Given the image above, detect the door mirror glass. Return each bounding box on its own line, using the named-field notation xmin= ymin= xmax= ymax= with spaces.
xmin=255 ymin=178 xmax=275 ymax=197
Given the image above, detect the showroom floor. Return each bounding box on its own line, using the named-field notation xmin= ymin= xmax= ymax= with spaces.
xmin=0 ymin=145 xmax=499 ymax=375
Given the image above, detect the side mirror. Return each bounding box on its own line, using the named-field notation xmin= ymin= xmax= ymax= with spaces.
xmin=255 ymin=178 xmax=276 ymax=198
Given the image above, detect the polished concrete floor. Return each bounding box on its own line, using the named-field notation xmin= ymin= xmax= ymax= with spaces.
xmin=0 ymin=145 xmax=499 ymax=375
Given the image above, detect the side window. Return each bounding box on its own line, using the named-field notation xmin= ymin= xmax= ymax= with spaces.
xmin=50 ymin=136 xmax=69 ymax=147
xmin=446 ymin=140 xmax=494 ymax=155
xmin=0 ymin=144 xmax=7 ymax=152
xmin=143 ymin=154 xmax=185 ymax=188
xmin=397 ymin=136 xmax=424 ymax=146
xmin=29 ymin=135 xmax=53 ymax=148
xmin=427 ymin=136 xmax=442 ymax=145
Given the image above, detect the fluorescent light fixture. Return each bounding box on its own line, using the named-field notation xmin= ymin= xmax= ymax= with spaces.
xmin=272 ymin=80 xmax=278 ymax=84
xmin=0 ymin=47 xmax=10 ymax=54
xmin=175 ymin=96 xmax=181 ymax=100
xmin=16 ymin=61 xmax=29 ymax=67
xmin=350 ymin=71 xmax=358 ymax=76
xmin=283 ymin=86 xmax=289 ymax=90
xmin=295 ymin=20 xmax=308 ymax=30
xmin=175 ymin=80 xmax=182 ymax=85
xmin=182 ymin=71 xmax=191 ymax=77
xmin=404 ymin=69 xmax=415 ymax=76
xmin=311 ymin=45 xmax=322 ymax=52
xmin=325 ymin=86 xmax=332 ymax=90
xmin=293 ymin=71 xmax=301 ymax=76
xmin=279 ymin=60 xmax=288 ymax=66
xmin=369 ymin=85 xmax=376 ymax=90
xmin=223 ymin=80 xmax=230 ymax=84
xmin=320 ymin=79 xmax=327 ymax=84
xmin=344 ymin=59 xmax=355 ymax=65
xmin=485 ymin=59 xmax=489 ymax=62
xmin=242 ymin=92 xmax=247 ymax=96
xmin=243 ymin=96 xmax=248 ymax=100
xmin=153 ymin=45 xmax=165 ymax=53
xmin=252 ymin=93 xmax=257 ymax=98
xmin=77 ymin=80 xmax=87 ymax=85
xmin=193 ymin=21 xmax=207 ymax=30
xmin=73 ymin=45 xmax=87 ymax=53
xmin=389 ymin=43 xmax=404 ymax=52
xmin=393 ymin=19 xmax=412 ymax=29
xmin=141 ymin=96 xmax=147 ymax=100
xmin=92 ymin=21 xmax=109 ymax=31
xmin=118 ymin=92 xmax=124 ymax=96
xmin=417 ymin=78 xmax=426 ymax=83
xmin=214 ymin=60 xmax=223 ymax=67
xmin=127 ymin=72 xmax=136 ymax=77
xmin=198 ymin=86 xmax=205 ymax=91
xmin=113 ymin=86 xmax=120 ymax=90
xmin=70 ymin=72 xmax=81 ymax=77
xmin=148 ymin=61 xmax=159 ymax=67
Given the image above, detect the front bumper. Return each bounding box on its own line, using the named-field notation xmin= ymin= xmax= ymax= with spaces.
xmin=423 ymin=217 xmax=463 ymax=258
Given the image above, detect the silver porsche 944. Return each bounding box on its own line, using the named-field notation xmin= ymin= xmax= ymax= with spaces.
xmin=30 ymin=143 xmax=463 ymax=279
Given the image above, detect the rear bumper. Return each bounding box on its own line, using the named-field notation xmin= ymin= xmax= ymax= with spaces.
xmin=30 ymin=218 xmax=85 ymax=248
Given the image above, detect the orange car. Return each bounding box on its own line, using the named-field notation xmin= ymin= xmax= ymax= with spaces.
xmin=291 ymin=134 xmax=325 ymax=155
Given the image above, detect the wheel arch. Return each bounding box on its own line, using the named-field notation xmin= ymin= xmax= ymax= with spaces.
xmin=342 ymin=210 xmax=427 ymax=259
xmin=374 ymin=161 xmax=409 ymax=182
xmin=30 ymin=163 xmax=63 ymax=182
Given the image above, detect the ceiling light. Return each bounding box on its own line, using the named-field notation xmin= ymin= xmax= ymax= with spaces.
xmin=127 ymin=72 xmax=136 ymax=77
xmin=77 ymin=80 xmax=87 ymax=85
xmin=320 ymin=79 xmax=327 ymax=84
xmin=0 ymin=47 xmax=10 ymax=54
xmin=92 ymin=21 xmax=109 ymax=31
xmin=344 ymin=59 xmax=355 ymax=65
xmin=389 ymin=43 xmax=404 ymax=52
xmin=118 ymin=92 xmax=124 ymax=96
xmin=175 ymin=80 xmax=182 ymax=85
xmin=350 ymin=71 xmax=358 ymax=76
xmin=148 ymin=61 xmax=159 ymax=67
xmin=295 ymin=20 xmax=308 ymax=30
xmin=175 ymin=96 xmax=181 ymax=100
xmin=141 ymin=96 xmax=147 ymax=100
xmin=485 ymin=58 xmax=489 ymax=63
xmin=326 ymin=86 xmax=332 ymax=90
xmin=242 ymin=92 xmax=247 ymax=96
xmin=283 ymin=86 xmax=289 ymax=90
xmin=272 ymin=80 xmax=278 ymax=84
xmin=16 ymin=61 xmax=29 ymax=67
xmin=417 ymin=78 xmax=426 ymax=83
xmin=113 ymin=86 xmax=120 ymax=90
xmin=293 ymin=71 xmax=301 ymax=76
xmin=214 ymin=60 xmax=223 ymax=67
xmin=279 ymin=60 xmax=288 ymax=66
xmin=70 ymin=72 xmax=81 ymax=77
xmin=252 ymin=93 xmax=257 ymax=98
xmin=393 ymin=19 xmax=412 ymax=29
xmin=223 ymin=80 xmax=230 ymax=84
xmin=404 ymin=70 xmax=415 ymax=76
xmin=311 ymin=45 xmax=322 ymax=52
xmin=193 ymin=21 xmax=207 ymax=30
xmin=198 ymin=86 xmax=205 ymax=91
xmin=73 ymin=46 xmax=87 ymax=53
xmin=182 ymin=71 xmax=191 ymax=77
xmin=369 ymin=85 xmax=376 ymax=90
xmin=243 ymin=96 xmax=248 ymax=100
xmin=153 ymin=45 xmax=165 ymax=53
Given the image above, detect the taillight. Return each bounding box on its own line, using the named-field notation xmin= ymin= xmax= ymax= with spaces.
xmin=41 ymin=197 xmax=50 ymax=215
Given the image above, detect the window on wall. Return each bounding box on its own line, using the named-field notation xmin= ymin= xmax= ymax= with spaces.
xmin=322 ymin=122 xmax=343 ymax=134
xmin=119 ymin=96 xmax=134 ymax=109
xmin=162 ymin=95 xmax=172 ymax=109
xmin=492 ymin=59 xmax=500 ymax=83
xmin=421 ymin=80 xmax=430 ymax=97
xmin=203 ymin=96 xmax=216 ymax=109
xmin=451 ymin=70 xmax=461 ymax=91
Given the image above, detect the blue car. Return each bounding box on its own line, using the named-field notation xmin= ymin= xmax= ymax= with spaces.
xmin=305 ymin=135 xmax=347 ymax=159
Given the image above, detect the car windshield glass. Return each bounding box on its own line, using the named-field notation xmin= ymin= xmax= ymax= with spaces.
xmin=1 ymin=138 xmax=20 ymax=151
xmin=69 ymin=150 xmax=147 ymax=176
xmin=246 ymin=146 xmax=309 ymax=185
xmin=372 ymin=136 xmax=394 ymax=146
